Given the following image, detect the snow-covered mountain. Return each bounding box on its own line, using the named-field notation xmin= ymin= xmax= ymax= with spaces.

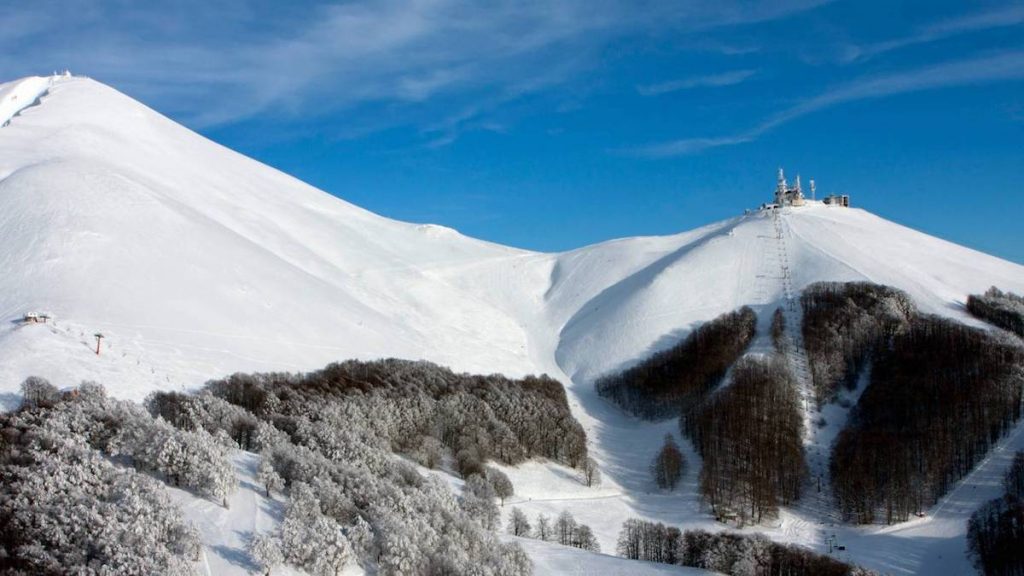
xmin=3 ymin=74 xmax=1024 ymax=575
xmin=3 ymin=74 xmax=1021 ymax=406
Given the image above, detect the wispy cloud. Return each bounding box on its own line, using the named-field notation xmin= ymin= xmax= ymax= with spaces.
xmin=842 ymin=4 xmax=1024 ymax=63
xmin=0 ymin=0 xmax=829 ymax=140
xmin=628 ymin=50 xmax=1024 ymax=157
xmin=637 ymin=69 xmax=757 ymax=96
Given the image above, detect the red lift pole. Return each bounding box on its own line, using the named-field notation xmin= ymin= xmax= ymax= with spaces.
xmin=94 ymin=333 xmax=104 ymax=355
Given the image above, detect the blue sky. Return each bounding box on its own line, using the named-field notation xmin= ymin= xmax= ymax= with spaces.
xmin=3 ymin=1 xmax=1023 ymax=262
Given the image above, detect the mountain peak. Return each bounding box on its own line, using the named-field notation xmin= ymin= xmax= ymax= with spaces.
xmin=1 ymin=75 xmax=1022 ymax=411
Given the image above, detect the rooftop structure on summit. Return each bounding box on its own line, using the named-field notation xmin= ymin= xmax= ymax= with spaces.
xmin=774 ymin=168 xmax=807 ymax=207
xmin=823 ymin=193 xmax=851 ymax=207
xmin=758 ymin=168 xmax=850 ymax=211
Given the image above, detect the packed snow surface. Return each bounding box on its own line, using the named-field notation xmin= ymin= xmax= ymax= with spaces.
xmin=2 ymin=75 xmax=1024 ymax=575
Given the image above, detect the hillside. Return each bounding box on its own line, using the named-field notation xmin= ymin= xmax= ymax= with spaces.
xmin=2 ymin=74 xmax=1024 ymax=575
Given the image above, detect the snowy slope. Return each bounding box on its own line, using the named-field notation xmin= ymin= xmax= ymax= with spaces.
xmin=0 ymin=76 xmax=53 ymax=127
xmin=0 ymin=75 xmax=534 ymax=404
xmin=2 ymin=74 xmax=1024 ymax=575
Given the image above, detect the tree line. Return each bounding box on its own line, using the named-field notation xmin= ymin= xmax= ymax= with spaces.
xmin=831 ymin=314 xmax=1024 ymax=523
xmin=614 ymin=518 xmax=878 ymax=575
xmin=800 ymin=282 xmax=914 ymax=405
xmin=684 ymin=356 xmax=806 ymax=525
xmin=967 ymin=451 xmax=1024 ymax=576
xmin=596 ymin=307 xmax=757 ymax=419
xmin=967 ymin=286 xmax=1024 ymax=338
xmin=168 ymin=358 xmax=576 ymax=575
xmin=595 ymin=307 xmax=804 ymax=524
xmin=507 ymin=508 xmax=599 ymax=552
xmin=199 ymin=358 xmax=588 ymax=477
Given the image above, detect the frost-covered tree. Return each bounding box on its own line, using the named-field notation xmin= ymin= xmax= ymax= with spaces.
xmin=534 ymin=514 xmax=552 ymax=541
xmin=487 ymin=467 xmax=514 ymax=505
xmin=199 ymin=359 xmax=549 ymax=574
xmin=554 ymin=511 xmax=576 ymax=546
xmin=249 ymin=533 xmax=283 ymax=576
xmin=20 ymin=376 xmax=59 ymax=408
xmin=378 ymin=527 xmax=423 ymax=576
xmin=572 ymin=524 xmax=600 ymax=552
xmin=507 ymin=507 xmax=531 ymax=537
xmin=417 ymin=436 xmax=445 ymax=469
xmin=0 ymin=409 xmax=201 ymax=574
xmin=497 ymin=542 xmax=533 ymax=575
xmin=307 ymin=515 xmax=352 ymax=576
xmin=462 ymin=478 xmax=499 ymax=531
xmin=257 ymin=450 xmax=284 ymax=497
xmin=581 ymin=457 xmax=601 ymax=487
xmin=345 ymin=515 xmax=375 ymax=559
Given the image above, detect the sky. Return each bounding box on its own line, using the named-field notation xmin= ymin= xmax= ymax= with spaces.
xmin=2 ymin=0 xmax=1023 ymax=262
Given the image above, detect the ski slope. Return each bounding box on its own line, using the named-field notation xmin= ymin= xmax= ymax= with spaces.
xmin=2 ymin=74 xmax=1024 ymax=575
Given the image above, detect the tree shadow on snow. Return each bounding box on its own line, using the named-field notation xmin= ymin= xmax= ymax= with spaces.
xmin=213 ymin=538 xmax=259 ymax=572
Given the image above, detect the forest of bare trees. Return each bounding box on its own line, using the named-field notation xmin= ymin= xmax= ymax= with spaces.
xmin=596 ymin=307 xmax=757 ymax=419
xmin=801 ymin=282 xmax=914 ymax=404
xmin=968 ymin=452 xmax=1024 ymax=576
xmin=596 ymin=307 xmax=804 ymax=524
xmin=831 ymin=315 xmax=1024 ymax=523
xmin=651 ymin=434 xmax=685 ymax=491
xmin=615 ymin=519 xmax=877 ymax=575
xmin=684 ymin=357 xmax=806 ymax=525
xmin=967 ymin=286 xmax=1024 ymax=338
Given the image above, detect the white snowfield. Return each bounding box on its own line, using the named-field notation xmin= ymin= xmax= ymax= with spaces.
xmin=0 ymin=76 xmax=52 ymax=128
xmin=2 ymin=75 xmax=1023 ymax=575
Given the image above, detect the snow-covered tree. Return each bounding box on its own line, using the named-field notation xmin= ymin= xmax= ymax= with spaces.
xmin=307 ymin=515 xmax=352 ymax=576
xmin=411 ymin=435 xmax=445 ymax=469
xmin=20 ymin=376 xmax=59 ymax=408
xmin=534 ymin=514 xmax=552 ymax=541
xmin=378 ymin=528 xmax=422 ymax=576
xmin=573 ymin=524 xmax=600 ymax=552
xmin=459 ymin=472 xmax=499 ymax=529
xmin=0 ymin=410 xmax=201 ymax=574
xmin=507 ymin=507 xmax=531 ymax=537
xmin=345 ymin=515 xmax=375 ymax=559
xmin=580 ymin=457 xmax=601 ymax=487
xmin=257 ymin=450 xmax=284 ymax=497
xmin=249 ymin=533 xmax=283 ymax=576
xmin=487 ymin=467 xmax=514 ymax=505
xmin=554 ymin=511 xmax=576 ymax=546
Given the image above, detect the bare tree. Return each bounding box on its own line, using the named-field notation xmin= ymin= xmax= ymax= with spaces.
xmin=651 ymin=434 xmax=685 ymax=491
xmin=580 ymin=457 xmax=601 ymax=487
xmin=507 ymin=507 xmax=531 ymax=537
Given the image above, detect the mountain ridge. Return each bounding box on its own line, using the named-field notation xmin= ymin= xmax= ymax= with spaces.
xmin=2 ymin=74 xmax=1023 ymax=407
